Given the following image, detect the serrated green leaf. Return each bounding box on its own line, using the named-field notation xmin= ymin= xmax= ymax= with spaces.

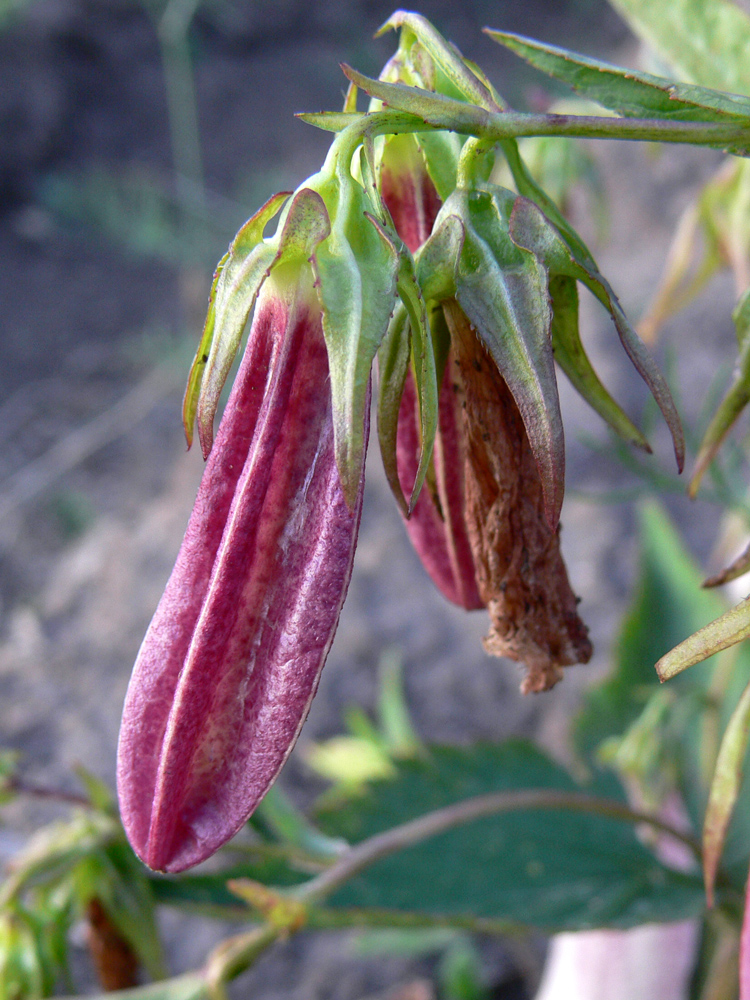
xmin=703 ymin=675 xmax=750 ymax=904
xmin=549 ymin=274 xmax=650 ymax=450
xmin=509 ymin=196 xmax=685 ymax=472
xmin=194 ymin=190 xmax=290 ymax=455
xmin=313 ymin=177 xmax=399 ymax=506
xmin=314 ymin=742 xmax=705 ymax=929
xmin=608 ymin=0 xmax=750 ymax=97
xmin=487 ymin=30 xmax=750 ymax=124
xmin=443 ymin=185 xmax=564 ymax=526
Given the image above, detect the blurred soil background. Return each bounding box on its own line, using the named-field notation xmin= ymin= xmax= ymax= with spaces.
xmin=0 ymin=0 xmax=740 ymax=996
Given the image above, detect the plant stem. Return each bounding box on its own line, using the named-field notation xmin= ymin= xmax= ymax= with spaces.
xmin=295 ymin=788 xmax=702 ymax=904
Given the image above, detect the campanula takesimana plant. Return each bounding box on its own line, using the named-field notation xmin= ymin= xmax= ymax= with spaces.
xmin=117 ymin=11 xmax=685 ymax=873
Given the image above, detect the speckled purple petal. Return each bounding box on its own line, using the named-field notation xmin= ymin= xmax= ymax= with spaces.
xmin=117 ymin=273 xmax=364 ymax=872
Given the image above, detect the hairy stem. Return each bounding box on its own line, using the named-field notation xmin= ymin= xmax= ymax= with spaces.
xmin=295 ymin=788 xmax=702 ymax=903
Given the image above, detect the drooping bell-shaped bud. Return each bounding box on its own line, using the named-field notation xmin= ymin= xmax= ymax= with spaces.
xmin=117 ymin=261 xmax=366 ymax=873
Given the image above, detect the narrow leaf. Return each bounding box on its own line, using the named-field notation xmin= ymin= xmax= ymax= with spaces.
xmin=509 ymin=196 xmax=685 ymax=472
xmin=550 ymin=275 xmax=651 ymax=450
xmin=703 ymin=675 xmax=750 ymax=905
xmin=704 ymin=539 xmax=750 ymax=588
xmin=297 ymin=111 xmax=365 ymax=133
xmin=656 ymin=595 xmax=750 ymax=680
xmin=182 ymin=252 xmax=227 ymax=448
xmin=487 ymin=30 xmax=750 ymax=123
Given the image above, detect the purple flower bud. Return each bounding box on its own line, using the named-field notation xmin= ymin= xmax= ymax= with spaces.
xmin=117 ymin=267 xmax=365 ymax=872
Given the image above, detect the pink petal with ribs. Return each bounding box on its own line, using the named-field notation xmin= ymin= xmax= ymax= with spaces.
xmin=397 ymin=363 xmax=483 ymax=610
xmin=117 ymin=274 xmax=364 ymax=872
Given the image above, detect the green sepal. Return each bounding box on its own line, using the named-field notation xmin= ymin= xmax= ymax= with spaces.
xmin=441 ymin=184 xmax=565 ymax=527
xmin=298 ymin=111 xmax=366 ymax=133
xmin=487 ymin=30 xmax=750 ymax=127
xmin=312 ymin=171 xmax=400 ymax=507
xmin=703 ymin=675 xmax=750 ymax=905
xmin=377 ymin=304 xmax=411 ymax=517
xmin=395 ymin=242 xmax=439 ymax=513
xmin=190 ymin=190 xmax=290 ymax=456
xmin=656 ymin=594 xmax=750 ymax=680
xmin=182 ymin=250 xmax=227 ymax=449
xmin=415 ymin=213 xmax=464 ymax=301
xmin=690 ymin=285 xmax=750 ymax=496
xmin=377 ymin=10 xmax=497 ymax=111
xmin=550 ymin=275 xmax=651 ymax=450
xmin=509 ymin=196 xmax=685 ymax=472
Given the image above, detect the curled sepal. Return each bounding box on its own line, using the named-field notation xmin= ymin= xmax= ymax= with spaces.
xmin=183 ymin=252 xmax=227 ymax=449
xmin=117 ymin=269 xmax=365 ymax=872
xmin=378 ymin=303 xmax=411 ymax=516
xmin=439 ymin=184 xmax=565 ymax=527
xmin=549 ymin=275 xmax=651 ymax=451
xmin=703 ymin=676 xmax=750 ymax=906
xmin=690 ymin=287 xmax=750 ymax=497
xmin=312 ymin=174 xmax=399 ymax=508
xmin=656 ymin=595 xmax=750 ymax=681
xmin=509 ymin=195 xmax=685 ymax=473
xmin=191 ymin=191 xmax=290 ymax=456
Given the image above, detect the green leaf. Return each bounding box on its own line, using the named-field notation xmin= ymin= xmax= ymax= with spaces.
xmin=574 ymin=502 xmax=726 ymax=761
xmin=188 ymin=190 xmax=289 ymax=455
xmin=487 ymin=30 xmax=750 ymax=124
xmin=549 ymin=275 xmax=651 ymax=450
xmin=608 ymin=0 xmax=750 ymax=97
xmin=703 ymin=675 xmax=750 ymax=904
xmin=657 ymin=595 xmax=750 ymax=680
xmin=315 ymin=742 xmax=705 ymax=930
xmin=442 ymin=185 xmax=565 ymax=526
xmin=313 ymin=172 xmax=399 ymax=507
xmin=509 ymin=196 xmax=685 ymax=472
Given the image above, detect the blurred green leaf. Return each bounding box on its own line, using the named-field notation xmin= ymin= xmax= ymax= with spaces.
xmin=315 ymin=742 xmax=705 ymax=929
xmin=488 ymin=30 xmax=750 ymax=127
xmin=609 ymin=0 xmax=750 ymax=96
